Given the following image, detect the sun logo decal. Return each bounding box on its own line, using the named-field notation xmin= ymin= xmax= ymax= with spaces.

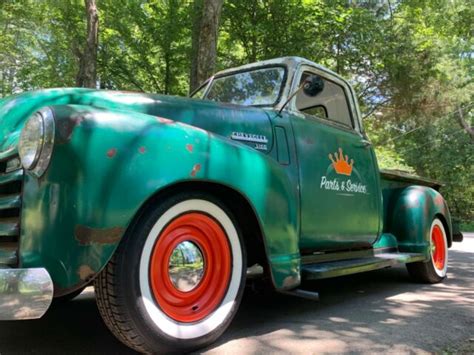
xmin=328 ymin=148 xmax=353 ymax=176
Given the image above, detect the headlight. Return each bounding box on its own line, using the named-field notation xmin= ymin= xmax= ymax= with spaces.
xmin=19 ymin=112 xmax=43 ymax=169
xmin=18 ymin=107 xmax=55 ymax=177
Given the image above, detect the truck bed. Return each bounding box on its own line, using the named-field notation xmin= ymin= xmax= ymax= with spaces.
xmin=380 ymin=169 xmax=442 ymax=190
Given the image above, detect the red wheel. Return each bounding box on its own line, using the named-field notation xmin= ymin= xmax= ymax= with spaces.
xmin=429 ymin=219 xmax=448 ymax=277
xmin=407 ymin=218 xmax=448 ymax=283
xmin=431 ymin=224 xmax=448 ymax=276
xmin=95 ymin=193 xmax=246 ymax=353
xmin=149 ymin=212 xmax=232 ymax=323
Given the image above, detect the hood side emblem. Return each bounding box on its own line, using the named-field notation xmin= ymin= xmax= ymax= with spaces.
xmin=230 ymin=132 xmax=268 ymax=151
xmin=231 ymin=132 xmax=268 ymax=144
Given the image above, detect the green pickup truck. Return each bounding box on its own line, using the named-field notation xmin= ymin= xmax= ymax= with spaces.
xmin=0 ymin=57 xmax=463 ymax=353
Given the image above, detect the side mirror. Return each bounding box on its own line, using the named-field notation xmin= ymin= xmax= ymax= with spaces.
xmin=303 ymin=75 xmax=324 ymax=97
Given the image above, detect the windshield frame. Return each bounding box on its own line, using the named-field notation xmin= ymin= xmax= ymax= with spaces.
xmin=190 ymin=64 xmax=288 ymax=108
xmin=190 ymin=79 xmax=212 ymax=99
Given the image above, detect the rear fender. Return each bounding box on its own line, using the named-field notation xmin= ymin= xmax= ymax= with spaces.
xmin=386 ymin=185 xmax=452 ymax=258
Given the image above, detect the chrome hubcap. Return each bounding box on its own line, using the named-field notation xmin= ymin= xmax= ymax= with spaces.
xmin=168 ymin=241 xmax=205 ymax=292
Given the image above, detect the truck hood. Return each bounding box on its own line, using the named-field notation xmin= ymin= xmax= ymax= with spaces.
xmin=0 ymin=88 xmax=274 ymax=156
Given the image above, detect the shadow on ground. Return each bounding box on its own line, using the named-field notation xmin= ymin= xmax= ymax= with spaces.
xmin=0 ymin=237 xmax=472 ymax=354
xmin=204 ymin=239 xmax=474 ymax=354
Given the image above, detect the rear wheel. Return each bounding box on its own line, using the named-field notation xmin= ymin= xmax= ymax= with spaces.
xmin=94 ymin=192 xmax=246 ymax=353
xmin=407 ymin=218 xmax=448 ymax=283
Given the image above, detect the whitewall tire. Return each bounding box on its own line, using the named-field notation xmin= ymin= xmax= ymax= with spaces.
xmin=94 ymin=192 xmax=246 ymax=353
xmin=407 ymin=217 xmax=449 ymax=283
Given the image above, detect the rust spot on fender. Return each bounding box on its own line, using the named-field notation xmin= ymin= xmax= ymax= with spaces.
xmin=139 ymin=146 xmax=146 ymax=154
xmin=156 ymin=116 xmax=173 ymax=124
xmin=56 ymin=116 xmax=86 ymax=144
xmin=186 ymin=144 xmax=194 ymax=153
xmin=282 ymin=275 xmax=300 ymax=288
xmin=78 ymin=265 xmax=95 ymax=281
xmin=107 ymin=148 xmax=117 ymax=158
xmin=75 ymin=225 xmax=124 ymax=245
xmin=190 ymin=163 xmax=201 ymax=177
xmin=434 ymin=194 xmax=444 ymax=206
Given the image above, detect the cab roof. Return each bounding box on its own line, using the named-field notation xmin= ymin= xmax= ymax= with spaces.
xmin=213 ymin=56 xmax=343 ymax=82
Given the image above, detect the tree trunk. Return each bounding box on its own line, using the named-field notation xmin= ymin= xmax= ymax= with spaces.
xmin=457 ymin=106 xmax=474 ymax=141
xmin=189 ymin=0 xmax=223 ymax=92
xmin=76 ymin=0 xmax=99 ymax=88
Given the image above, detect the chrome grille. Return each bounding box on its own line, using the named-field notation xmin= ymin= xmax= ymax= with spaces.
xmin=0 ymin=156 xmax=23 ymax=267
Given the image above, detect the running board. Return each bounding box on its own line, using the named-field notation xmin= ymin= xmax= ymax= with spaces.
xmin=302 ymin=252 xmax=426 ymax=281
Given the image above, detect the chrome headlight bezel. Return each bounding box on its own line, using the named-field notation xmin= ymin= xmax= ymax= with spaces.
xmin=19 ymin=112 xmax=43 ymax=170
xmin=19 ymin=107 xmax=55 ymax=177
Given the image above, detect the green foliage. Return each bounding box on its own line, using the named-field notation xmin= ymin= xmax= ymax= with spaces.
xmin=0 ymin=0 xmax=472 ymax=223
xmin=374 ymin=148 xmax=413 ymax=173
xmin=459 ymin=222 xmax=474 ymax=233
xmin=399 ymin=112 xmax=474 ymax=222
xmin=98 ymin=0 xmax=192 ymax=95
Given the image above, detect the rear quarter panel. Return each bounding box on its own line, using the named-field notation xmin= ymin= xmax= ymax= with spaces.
xmin=381 ymin=175 xmax=452 ymax=256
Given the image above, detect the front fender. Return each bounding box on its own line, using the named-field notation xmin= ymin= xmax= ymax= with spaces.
xmin=20 ymin=105 xmax=300 ymax=294
xmin=387 ymin=185 xmax=452 ymax=257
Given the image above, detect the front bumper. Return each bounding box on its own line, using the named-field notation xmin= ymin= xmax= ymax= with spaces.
xmin=0 ymin=267 xmax=53 ymax=320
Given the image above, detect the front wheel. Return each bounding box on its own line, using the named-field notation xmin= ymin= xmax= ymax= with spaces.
xmin=94 ymin=193 xmax=246 ymax=353
xmin=407 ymin=218 xmax=448 ymax=283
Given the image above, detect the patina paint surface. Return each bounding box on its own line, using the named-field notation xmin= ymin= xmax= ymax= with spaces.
xmin=15 ymin=100 xmax=299 ymax=293
xmin=381 ymin=177 xmax=452 ymax=258
xmin=289 ymin=111 xmax=382 ymax=252
xmin=0 ymin=73 xmax=453 ymax=294
xmin=0 ymin=89 xmax=274 ymax=154
xmin=373 ymin=233 xmax=399 ymax=250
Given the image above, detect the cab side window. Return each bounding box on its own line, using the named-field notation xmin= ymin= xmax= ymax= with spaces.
xmin=295 ymin=72 xmax=353 ymax=128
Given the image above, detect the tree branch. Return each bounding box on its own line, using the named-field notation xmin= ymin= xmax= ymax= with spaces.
xmin=362 ymin=98 xmax=391 ymax=120
xmin=457 ymin=105 xmax=474 ymax=141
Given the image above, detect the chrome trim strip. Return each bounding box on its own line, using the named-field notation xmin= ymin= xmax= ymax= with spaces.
xmin=231 ymin=132 xmax=269 ymax=144
xmin=0 ymin=147 xmax=17 ymax=162
xmin=0 ymin=194 xmax=21 ymax=210
xmin=0 ymin=245 xmax=17 ymax=265
xmin=0 ymin=169 xmax=24 ymax=185
xmin=0 ymin=268 xmax=53 ymax=320
xmin=0 ymin=218 xmax=19 ymax=236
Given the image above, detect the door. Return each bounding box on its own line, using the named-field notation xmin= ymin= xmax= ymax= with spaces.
xmin=290 ymin=68 xmax=381 ymax=252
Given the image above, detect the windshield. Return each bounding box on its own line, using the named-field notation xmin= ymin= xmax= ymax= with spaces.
xmin=197 ymin=66 xmax=285 ymax=106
